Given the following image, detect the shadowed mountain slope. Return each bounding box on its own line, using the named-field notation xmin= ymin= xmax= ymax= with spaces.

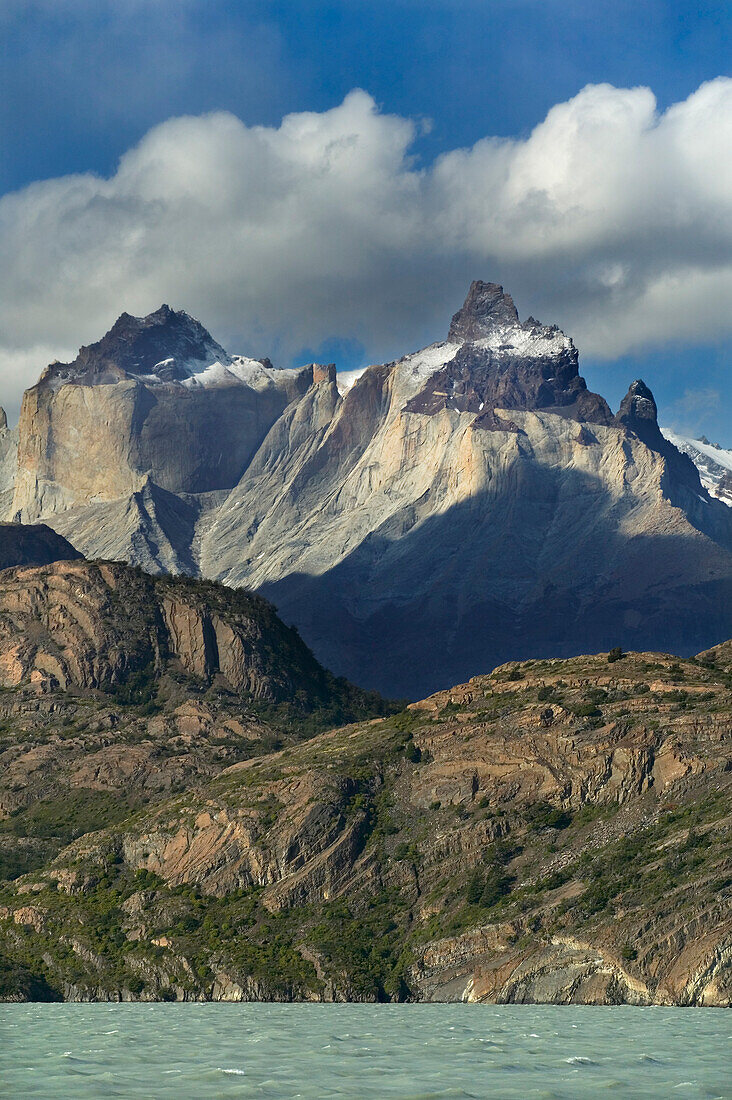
xmin=0 ymin=522 xmax=80 ymax=572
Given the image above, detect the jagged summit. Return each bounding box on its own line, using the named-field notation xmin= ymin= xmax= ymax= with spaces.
xmin=406 ymin=281 xmax=613 ymax=428
xmin=613 ymin=378 xmax=707 ymax=492
xmin=615 ymin=379 xmax=658 ymax=429
xmin=447 ymin=280 xmax=520 ymax=341
xmin=13 ymin=306 xmax=315 ymax=517
xmin=614 ymin=378 xmax=662 ymax=446
xmin=41 ymin=304 xmax=231 ymax=386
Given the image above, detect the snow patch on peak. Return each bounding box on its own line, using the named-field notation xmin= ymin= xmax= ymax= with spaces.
xmin=473 ymin=322 xmax=573 ymax=359
xmin=180 ymin=356 xmax=308 ymax=392
xmin=181 ymin=355 xmax=276 ymax=390
xmin=336 ymin=367 xmax=369 ymax=396
xmin=394 ymin=341 xmax=461 ymax=399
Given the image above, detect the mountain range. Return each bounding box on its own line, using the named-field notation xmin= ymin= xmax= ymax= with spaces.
xmin=2 ymin=281 xmax=731 ymax=698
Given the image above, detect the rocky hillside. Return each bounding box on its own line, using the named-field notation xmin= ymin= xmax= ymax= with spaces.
xmin=0 ymin=560 xmax=392 ymax=866
xmin=0 ymin=640 xmax=729 ymax=1005
xmin=5 ymin=284 xmax=732 ymax=696
xmin=0 ymin=522 xmax=80 ymax=572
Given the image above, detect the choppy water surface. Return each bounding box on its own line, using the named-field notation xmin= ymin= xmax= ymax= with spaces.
xmin=1 ymin=1003 xmax=729 ymax=1098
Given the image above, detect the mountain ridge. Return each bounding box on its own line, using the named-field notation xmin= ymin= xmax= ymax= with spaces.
xmin=3 ymin=282 xmax=732 ymax=697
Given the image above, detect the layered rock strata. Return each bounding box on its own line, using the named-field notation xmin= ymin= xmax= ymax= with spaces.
xmin=0 ymin=559 xmax=350 ymax=705
xmin=0 ymin=640 xmax=729 ymax=1004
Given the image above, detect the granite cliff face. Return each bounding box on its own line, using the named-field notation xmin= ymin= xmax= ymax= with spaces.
xmin=0 ymin=619 xmax=729 ymax=1006
xmin=10 ymin=306 xmax=315 ymax=570
xmin=6 ymin=285 xmax=732 ymax=696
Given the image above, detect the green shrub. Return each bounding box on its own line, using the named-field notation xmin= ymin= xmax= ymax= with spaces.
xmin=1 ymin=790 xmax=136 ymax=848
xmin=403 ymin=741 xmax=422 ymax=764
xmin=525 ymin=802 xmax=572 ymax=831
xmin=570 ymin=703 xmax=602 ymax=718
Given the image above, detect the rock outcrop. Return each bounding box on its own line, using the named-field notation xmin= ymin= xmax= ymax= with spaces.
xmin=5 ymin=286 xmax=732 ymax=697
xmin=0 ymin=559 xmax=380 ymax=710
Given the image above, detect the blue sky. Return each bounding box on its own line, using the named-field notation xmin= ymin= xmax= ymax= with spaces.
xmin=1 ymin=0 xmax=730 ymax=440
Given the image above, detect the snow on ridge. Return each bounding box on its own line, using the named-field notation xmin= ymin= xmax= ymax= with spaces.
xmin=393 ymin=341 xmax=461 ymax=399
xmin=663 ymin=430 xmax=732 ymax=474
xmin=180 ymin=355 xmax=308 ymax=391
xmin=181 ymin=357 xmax=269 ymax=390
xmin=336 ymin=367 xmax=369 ymax=396
xmin=662 ymin=428 xmax=732 ymax=507
xmin=474 ymin=322 xmax=573 ymax=358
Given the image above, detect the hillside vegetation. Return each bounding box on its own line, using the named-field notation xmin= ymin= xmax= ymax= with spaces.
xmin=0 ymin=622 xmax=729 ymax=1005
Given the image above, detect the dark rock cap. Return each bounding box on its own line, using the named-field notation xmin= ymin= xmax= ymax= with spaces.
xmin=615 ymin=379 xmax=658 ymax=430
xmin=44 ymin=305 xmax=229 ymax=385
xmin=406 ymin=280 xmax=614 ymax=429
xmin=612 ymin=378 xmax=702 ymax=492
xmin=448 ymin=281 xmax=520 ymax=343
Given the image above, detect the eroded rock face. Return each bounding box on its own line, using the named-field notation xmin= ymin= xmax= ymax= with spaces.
xmin=0 ymin=410 xmax=18 ymax=517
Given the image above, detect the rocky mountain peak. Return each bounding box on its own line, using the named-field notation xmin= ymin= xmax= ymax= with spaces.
xmin=447 ymin=281 xmax=520 ymax=342
xmin=615 ymin=380 xmax=707 ymax=492
xmin=407 ymin=280 xmax=614 ymax=428
xmin=613 ymin=378 xmax=664 ymax=450
xmin=615 ymin=379 xmax=658 ymax=428
xmin=44 ymin=305 xmax=230 ymax=386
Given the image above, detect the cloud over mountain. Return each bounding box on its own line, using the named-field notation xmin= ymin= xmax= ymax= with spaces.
xmin=0 ymin=79 xmax=730 ymax=417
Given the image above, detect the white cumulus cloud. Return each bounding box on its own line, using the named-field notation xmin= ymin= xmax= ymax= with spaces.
xmin=0 ymin=79 xmax=730 ymax=419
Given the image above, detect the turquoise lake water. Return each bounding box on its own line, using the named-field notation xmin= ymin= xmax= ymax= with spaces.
xmin=1 ymin=1003 xmax=729 ymax=1098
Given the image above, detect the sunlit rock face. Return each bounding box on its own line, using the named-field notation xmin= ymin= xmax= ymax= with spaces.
xmin=10 ymin=305 xmax=314 ymax=521
xmin=5 ymin=285 xmax=732 ymax=697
